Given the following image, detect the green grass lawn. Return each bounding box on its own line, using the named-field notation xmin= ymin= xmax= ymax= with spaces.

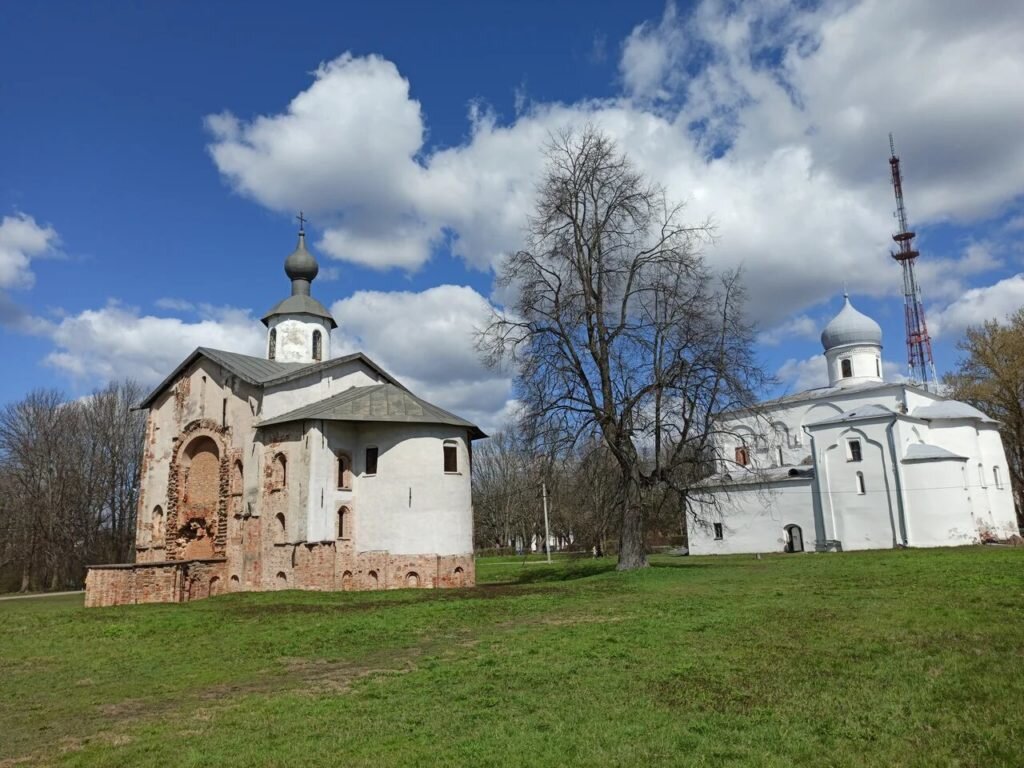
xmin=1 ymin=548 xmax=1022 ymax=767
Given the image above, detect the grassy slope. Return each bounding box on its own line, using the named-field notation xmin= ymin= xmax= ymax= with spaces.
xmin=1 ymin=548 xmax=1022 ymax=767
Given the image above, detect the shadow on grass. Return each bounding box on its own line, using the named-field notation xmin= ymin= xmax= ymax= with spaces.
xmin=481 ymin=559 xmax=618 ymax=586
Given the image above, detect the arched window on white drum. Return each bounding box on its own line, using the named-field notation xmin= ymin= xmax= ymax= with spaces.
xmin=268 ymin=328 xmax=277 ymax=360
xmin=841 ymin=359 xmax=853 ymax=378
xmin=875 ymin=357 xmax=881 ymax=377
xmin=855 ymin=471 xmax=865 ymax=495
xmin=443 ymin=440 xmax=458 ymax=473
xmin=994 ymin=466 xmax=1004 ymax=489
xmin=312 ymin=329 xmax=322 ymax=361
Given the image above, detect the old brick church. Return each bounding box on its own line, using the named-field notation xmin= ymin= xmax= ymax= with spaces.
xmin=85 ymin=227 xmax=483 ymax=607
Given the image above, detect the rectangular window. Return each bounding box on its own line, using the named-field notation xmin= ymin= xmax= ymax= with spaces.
xmin=443 ymin=442 xmax=458 ymax=473
xmin=848 ymin=439 xmax=862 ymax=462
xmin=841 ymin=359 xmax=853 ymax=378
xmin=365 ymin=446 xmax=378 ymax=476
xmin=735 ymin=447 xmax=749 ymax=466
xmin=713 ymin=523 xmax=724 ymax=540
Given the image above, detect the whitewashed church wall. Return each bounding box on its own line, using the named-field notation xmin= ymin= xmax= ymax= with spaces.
xmin=347 ymin=423 xmax=473 ymax=556
xmin=689 ymin=480 xmax=816 ymax=555
xmin=261 ymin=360 xmax=385 ymax=420
xmin=976 ymin=426 xmax=1019 ymax=535
xmin=811 ymin=420 xmax=900 ymax=550
xmin=899 ymin=460 xmax=977 ymax=547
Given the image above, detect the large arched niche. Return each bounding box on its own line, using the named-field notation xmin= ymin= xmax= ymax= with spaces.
xmin=172 ymin=428 xmax=227 ymax=561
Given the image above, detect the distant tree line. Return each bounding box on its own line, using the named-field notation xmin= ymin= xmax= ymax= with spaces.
xmin=472 ymin=426 xmax=701 ymax=556
xmin=0 ymin=381 xmax=144 ymax=592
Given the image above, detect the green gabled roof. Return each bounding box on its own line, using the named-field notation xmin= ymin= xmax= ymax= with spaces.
xmin=258 ymin=383 xmax=486 ymax=440
xmin=137 ymin=348 xmax=404 ymax=409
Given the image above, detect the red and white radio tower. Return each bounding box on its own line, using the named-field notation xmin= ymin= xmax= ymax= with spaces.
xmin=888 ymin=133 xmax=938 ymax=390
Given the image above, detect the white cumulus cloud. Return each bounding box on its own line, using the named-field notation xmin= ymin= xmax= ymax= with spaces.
xmin=0 ymin=213 xmax=58 ymax=291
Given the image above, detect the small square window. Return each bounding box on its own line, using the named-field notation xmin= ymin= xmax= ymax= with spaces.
xmin=713 ymin=523 xmax=724 ymax=540
xmin=848 ymin=440 xmax=862 ymax=462
xmin=365 ymin=446 xmax=378 ymax=476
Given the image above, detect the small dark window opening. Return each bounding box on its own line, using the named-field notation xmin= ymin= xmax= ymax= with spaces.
xmin=841 ymin=359 xmax=853 ymax=378
xmin=365 ymin=446 xmax=379 ymax=475
xmin=268 ymin=328 xmax=277 ymax=360
xmin=849 ymin=440 xmax=862 ymax=462
xmin=443 ymin=441 xmax=458 ymax=473
xmin=735 ymin=446 xmax=749 ymax=466
xmin=875 ymin=357 xmax=881 ymax=377
xmin=713 ymin=523 xmax=724 ymax=540
xmin=856 ymin=471 xmax=865 ymax=495
xmin=312 ymin=330 xmax=322 ymax=361
xmin=337 ymin=453 xmax=352 ymax=489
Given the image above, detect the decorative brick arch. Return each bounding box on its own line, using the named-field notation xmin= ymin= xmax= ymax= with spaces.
xmin=165 ymin=420 xmax=231 ymax=560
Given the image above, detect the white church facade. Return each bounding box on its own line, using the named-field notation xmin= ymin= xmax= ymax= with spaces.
xmin=691 ymin=295 xmax=1018 ymax=555
xmin=85 ymin=228 xmax=483 ymax=606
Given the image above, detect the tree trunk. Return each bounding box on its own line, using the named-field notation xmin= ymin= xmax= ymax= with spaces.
xmin=617 ymin=475 xmax=648 ymax=570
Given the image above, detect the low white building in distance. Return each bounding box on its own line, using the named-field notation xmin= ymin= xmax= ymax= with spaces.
xmin=86 ymin=227 xmax=484 ymax=606
xmin=691 ymin=294 xmax=1018 ymax=555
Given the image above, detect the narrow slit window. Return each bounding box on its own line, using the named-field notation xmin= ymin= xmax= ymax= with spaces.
xmin=994 ymin=466 xmax=1003 ymax=489
xmin=365 ymin=446 xmax=379 ymax=476
xmin=856 ymin=471 xmax=865 ymax=495
xmin=337 ymin=453 xmax=352 ymax=489
xmin=312 ymin=330 xmax=322 ymax=361
xmin=268 ymin=328 xmax=277 ymax=360
xmin=978 ymin=463 xmax=986 ymax=488
xmin=443 ymin=440 xmax=458 ymax=473
xmin=875 ymin=357 xmax=881 ymax=377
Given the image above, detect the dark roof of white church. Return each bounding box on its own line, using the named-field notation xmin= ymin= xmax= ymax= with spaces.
xmin=137 ymin=347 xmax=404 ymax=409
xmin=258 ymin=383 xmax=487 ymax=439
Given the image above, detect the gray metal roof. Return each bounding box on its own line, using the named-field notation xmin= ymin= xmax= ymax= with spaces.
xmin=258 ymin=383 xmax=486 ymax=439
xmin=805 ymin=403 xmax=898 ymax=427
xmin=700 ymin=466 xmax=815 ymax=488
xmin=138 ymin=348 xmax=404 ymax=409
xmin=910 ymin=400 xmax=996 ymax=423
xmin=903 ymin=443 xmax=967 ymax=462
xmin=261 ymin=294 xmax=338 ymax=328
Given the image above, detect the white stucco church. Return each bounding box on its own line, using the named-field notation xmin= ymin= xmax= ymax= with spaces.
xmin=691 ymin=294 xmax=1019 ymax=555
xmin=86 ymin=227 xmax=483 ymax=606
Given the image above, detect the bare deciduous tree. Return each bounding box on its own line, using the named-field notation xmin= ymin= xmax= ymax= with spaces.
xmin=479 ymin=127 xmax=765 ymax=570
xmin=0 ymin=380 xmax=145 ymax=592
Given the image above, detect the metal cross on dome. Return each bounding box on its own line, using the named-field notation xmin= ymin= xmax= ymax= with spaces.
xmin=296 ymin=211 xmax=307 ymax=234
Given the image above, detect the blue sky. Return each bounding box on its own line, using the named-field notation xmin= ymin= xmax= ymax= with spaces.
xmin=2 ymin=0 xmax=1023 ymax=430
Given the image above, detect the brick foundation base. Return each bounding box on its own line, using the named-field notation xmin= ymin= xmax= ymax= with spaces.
xmin=85 ymin=547 xmax=475 ymax=607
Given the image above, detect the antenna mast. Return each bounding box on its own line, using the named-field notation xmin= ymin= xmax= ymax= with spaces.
xmin=888 ymin=133 xmax=938 ymax=390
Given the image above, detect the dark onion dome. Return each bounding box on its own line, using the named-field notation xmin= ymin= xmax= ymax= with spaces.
xmin=284 ymin=232 xmax=319 ymax=283
xmin=821 ymin=295 xmax=882 ymax=351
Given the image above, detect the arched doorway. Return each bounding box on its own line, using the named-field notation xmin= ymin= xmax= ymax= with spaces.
xmin=784 ymin=524 xmax=804 ymax=553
